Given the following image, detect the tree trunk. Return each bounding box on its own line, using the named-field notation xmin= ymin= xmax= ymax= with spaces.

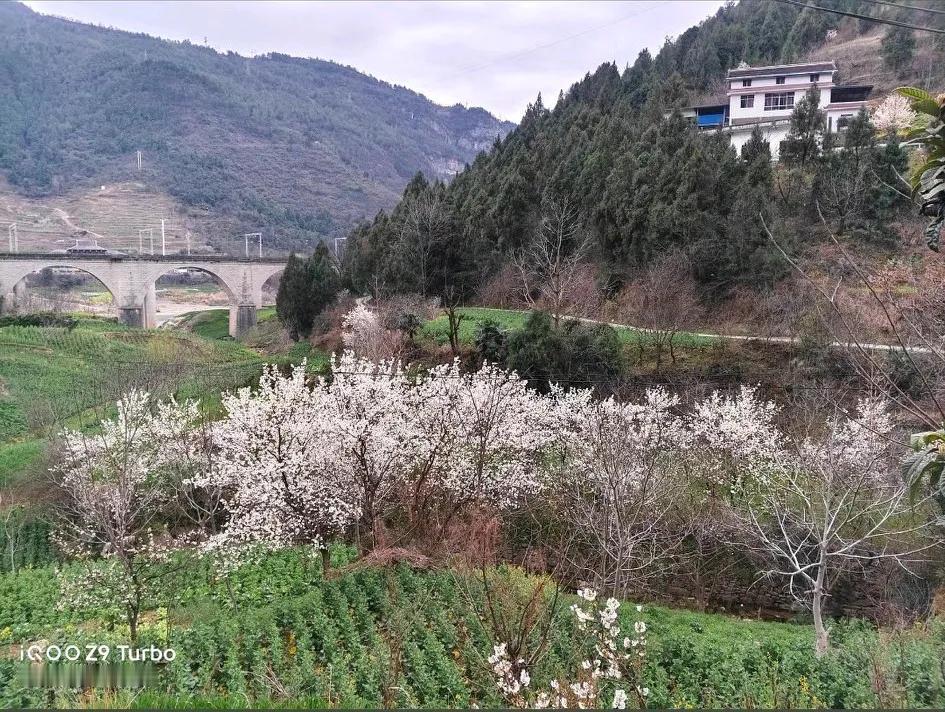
xmin=127 ymin=605 xmax=139 ymax=644
xmin=321 ymin=547 xmax=331 ymax=575
xmin=812 ymin=564 xmax=829 ymax=657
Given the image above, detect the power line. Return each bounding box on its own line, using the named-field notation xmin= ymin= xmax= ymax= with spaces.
xmin=860 ymin=0 xmax=945 ymax=18
xmin=771 ymin=0 xmax=945 ymax=33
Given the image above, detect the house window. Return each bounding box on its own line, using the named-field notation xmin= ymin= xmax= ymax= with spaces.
xmin=740 ymin=94 xmax=754 ymax=109
xmin=742 ymin=79 xmax=752 ymax=87
xmin=810 ymin=73 xmax=820 ymax=82
xmin=764 ymin=92 xmax=795 ymax=111
xmin=837 ymin=113 xmax=854 ymax=130
xmin=776 ymin=76 xmax=786 ymax=85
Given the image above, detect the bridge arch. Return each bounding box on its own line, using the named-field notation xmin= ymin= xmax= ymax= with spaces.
xmin=0 ymin=256 xmax=288 ymax=337
xmin=2 ymin=264 xmax=121 ymax=317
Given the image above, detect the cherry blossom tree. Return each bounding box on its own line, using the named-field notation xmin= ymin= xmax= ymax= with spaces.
xmin=687 ymin=385 xmax=782 ymax=495
xmin=872 ymin=93 xmax=917 ymax=136
xmin=549 ymin=387 xmax=688 ymax=597
xmin=320 ymin=353 xmax=418 ymax=546
xmin=55 ymin=390 xmax=203 ymax=641
xmin=406 ymin=360 xmax=556 ymax=536
xmin=742 ymin=399 xmax=941 ymax=656
xmin=342 ymin=302 xmax=401 ymax=361
xmin=198 ymin=362 xmax=360 ymax=570
xmin=201 ymin=353 xmax=556 ymax=554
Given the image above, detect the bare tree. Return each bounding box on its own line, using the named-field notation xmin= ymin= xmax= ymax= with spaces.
xmin=0 ymin=494 xmax=27 ymax=574
xmin=614 ymin=251 xmax=704 ymax=370
xmin=442 ymin=284 xmax=466 ymax=357
xmin=512 ymin=196 xmax=593 ymax=328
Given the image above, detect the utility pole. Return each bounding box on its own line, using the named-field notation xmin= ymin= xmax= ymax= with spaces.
xmin=244 ymin=233 xmax=261 ymax=258
xmin=161 ymin=219 xmax=166 ymax=256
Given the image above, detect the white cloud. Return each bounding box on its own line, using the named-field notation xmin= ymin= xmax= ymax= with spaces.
xmin=23 ymin=0 xmax=723 ymax=121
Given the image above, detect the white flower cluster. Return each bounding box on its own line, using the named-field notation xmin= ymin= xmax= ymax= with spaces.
xmin=341 ymin=303 xmax=388 ymax=359
xmin=57 ymin=390 xmax=203 ymax=557
xmin=200 ymin=353 xmax=557 ymax=553
xmin=688 ymin=386 xmax=782 ymax=491
xmin=488 ymin=642 xmax=531 ymax=703
xmin=799 ymin=398 xmax=894 ymax=486
xmin=527 ymin=588 xmax=649 ymax=710
xmin=57 ymin=360 xmax=895 ymax=572
xmin=872 ymin=93 xmax=917 ymax=135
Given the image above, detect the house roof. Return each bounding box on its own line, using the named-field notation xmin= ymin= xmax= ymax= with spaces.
xmin=691 ymin=95 xmax=729 ymax=110
xmin=728 ymin=61 xmax=836 ymax=79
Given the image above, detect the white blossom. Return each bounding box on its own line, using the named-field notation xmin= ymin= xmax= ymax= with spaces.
xmin=872 ymin=93 xmax=916 ymax=134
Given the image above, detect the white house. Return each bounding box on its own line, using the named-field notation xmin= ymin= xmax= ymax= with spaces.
xmin=678 ymin=61 xmax=872 ymax=159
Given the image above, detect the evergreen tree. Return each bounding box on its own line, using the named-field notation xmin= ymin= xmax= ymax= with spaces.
xmin=815 ymin=109 xmax=907 ymax=239
xmin=724 ymin=127 xmax=784 ymax=290
xmin=779 ymin=88 xmax=826 ymax=167
xmin=307 ymin=241 xmax=341 ymax=320
xmin=276 ymin=253 xmax=311 ymax=341
xmin=276 ymin=244 xmax=340 ymax=340
xmin=881 ymin=27 xmax=916 ymax=74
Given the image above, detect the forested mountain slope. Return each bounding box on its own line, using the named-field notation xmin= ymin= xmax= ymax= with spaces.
xmin=0 ymin=2 xmax=513 ymax=251
xmin=343 ymin=0 xmax=945 ymax=300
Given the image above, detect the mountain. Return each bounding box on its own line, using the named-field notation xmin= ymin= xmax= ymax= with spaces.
xmin=0 ymin=2 xmax=514 ymax=251
xmin=342 ymin=0 xmax=945 ymax=300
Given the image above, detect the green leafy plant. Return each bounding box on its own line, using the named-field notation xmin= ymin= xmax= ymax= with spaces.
xmin=903 ymin=429 xmax=945 ymax=509
xmin=896 ymin=87 xmax=945 ymax=250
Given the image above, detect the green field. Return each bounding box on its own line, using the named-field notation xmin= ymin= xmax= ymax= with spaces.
xmin=421 ymin=307 xmax=716 ymax=348
xmin=0 ymin=549 xmax=940 ymax=709
xmin=177 ymin=306 xmax=278 ymax=341
xmin=0 ymin=315 xmax=269 ymax=486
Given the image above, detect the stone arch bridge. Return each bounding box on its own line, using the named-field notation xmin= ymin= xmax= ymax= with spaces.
xmin=0 ymin=254 xmax=286 ymax=337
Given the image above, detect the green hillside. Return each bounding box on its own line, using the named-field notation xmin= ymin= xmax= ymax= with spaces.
xmin=0 ymin=2 xmax=513 ymax=252
xmin=342 ymin=1 xmax=945 ymax=299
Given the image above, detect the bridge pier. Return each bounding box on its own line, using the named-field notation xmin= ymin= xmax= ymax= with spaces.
xmin=229 ymin=304 xmax=257 ymax=338
xmin=118 ymin=305 xmax=146 ymax=328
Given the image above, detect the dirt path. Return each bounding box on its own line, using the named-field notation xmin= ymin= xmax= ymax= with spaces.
xmin=51 ymin=207 xmax=104 ymax=240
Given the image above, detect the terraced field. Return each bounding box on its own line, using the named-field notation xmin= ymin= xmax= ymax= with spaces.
xmin=0 ymin=315 xmax=267 ymax=485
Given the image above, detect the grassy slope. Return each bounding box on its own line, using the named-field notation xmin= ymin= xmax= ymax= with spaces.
xmin=0 ymin=549 xmax=941 ymax=709
xmin=421 ymin=307 xmax=716 ymax=348
xmin=0 ymin=315 xmax=267 ymax=486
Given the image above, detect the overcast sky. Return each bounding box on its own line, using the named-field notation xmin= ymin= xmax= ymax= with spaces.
xmin=23 ymin=1 xmax=723 ymax=121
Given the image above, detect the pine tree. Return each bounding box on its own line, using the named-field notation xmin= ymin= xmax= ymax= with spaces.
xmin=307 ymin=241 xmax=341 ymax=319
xmin=276 ymin=253 xmax=311 ymax=341
xmin=276 ymin=244 xmax=339 ymax=340
xmin=779 ymin=87 xmax=825 ymax=167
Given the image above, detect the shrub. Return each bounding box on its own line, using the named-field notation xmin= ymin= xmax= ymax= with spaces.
xmin=474 ymin=320 xmax=508 ymax=364
xmin=0 ymin=312 xmax=78 ymax=330
xmin=505 ymin=311 xmax=623 ymax=392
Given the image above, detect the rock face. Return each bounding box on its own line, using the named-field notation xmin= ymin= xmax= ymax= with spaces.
xmin=0 ymin=2 xmax=516 ymax=250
